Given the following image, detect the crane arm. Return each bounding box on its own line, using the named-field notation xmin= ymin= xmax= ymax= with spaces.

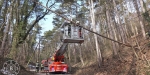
xmin=55 ymin=43 xmax=68 ymax=56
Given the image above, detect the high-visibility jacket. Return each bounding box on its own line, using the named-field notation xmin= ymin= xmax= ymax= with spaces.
xmin=41 ymin=64 xmax=43 ymax=67
xmin=51 ymin=57 xmax=54 ymax=61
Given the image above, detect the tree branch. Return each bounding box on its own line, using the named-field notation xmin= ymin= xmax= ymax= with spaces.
xmin=18 ymin=2 xmax=56 ymax=44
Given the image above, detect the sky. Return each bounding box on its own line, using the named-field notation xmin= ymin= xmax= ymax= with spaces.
xmin=39 ymin=0 xmax=57 ymax=36
xmin=39 ymin=14 xmax=54 ymax=36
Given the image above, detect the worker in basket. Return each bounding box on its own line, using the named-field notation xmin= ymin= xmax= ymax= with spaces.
xmin=78 ymin=26 xmax=82 ymax=38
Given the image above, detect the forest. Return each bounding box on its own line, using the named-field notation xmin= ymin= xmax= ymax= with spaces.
xmin=0 ymin=0 xmax=150 ymax=75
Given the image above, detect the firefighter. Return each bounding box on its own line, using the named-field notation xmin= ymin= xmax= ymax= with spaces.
xmin=68 ymin=25 xmax=71 ymax=37
xmin=41 ymin=63 xmax=44 ymax=71
xmin=78 ymin=27 xmax=82 ymax=38
xmin=51 ymin=56 xmax=54 ymax=61
xmin=36 ymin=61 xmax=39 ymax=72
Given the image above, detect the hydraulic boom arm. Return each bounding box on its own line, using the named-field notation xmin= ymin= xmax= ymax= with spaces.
xmin=55 ymin=43 xmax=68 ymax=56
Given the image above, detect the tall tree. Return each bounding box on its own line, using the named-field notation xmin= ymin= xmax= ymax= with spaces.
xmin=0 ymin=0 xmax=13 ymax=57
xmin=89 ymin=0 xmax=102 ymax=66
xmin=9 ymin=0 xmax=54 ymax=59
xmin=133 ymin=0 xmax=146 ymax=38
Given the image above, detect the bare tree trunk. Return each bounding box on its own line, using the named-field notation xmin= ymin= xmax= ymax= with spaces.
xmin=139 ymin=0 xmax=145 ymax=13
xmin=89 ymin=0 xmax=102 ymax=67
xmin=66 ymin=44 xmax=72 ymax=72
xmin=79 ymin=45 xmax=84 ymax=66
xmin=73 ymin=44 xmax=77 ymax=63
xmin=113 ymin=0 xmax=126 ymax=43
xmin=133 ymin=0 xmax=146 ymax=38
xmin=105 ymin=1 xmax=118 ymax=56
xmin=0 ymin=21 xmax=10 ymax=57
xmin=0 ymin=1 xmax=12 ymax=57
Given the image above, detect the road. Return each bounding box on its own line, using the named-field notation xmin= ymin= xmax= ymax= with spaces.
xmin=36 ymin=73 xmax=71 ymax=75
xmin=29 ymin=69 xmax=70 ymax=75
xmin=36 ymin=73 xmax=45 ymax=75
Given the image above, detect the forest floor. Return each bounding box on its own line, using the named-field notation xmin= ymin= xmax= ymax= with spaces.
xmin=71 ymin=36 xmax=150 ymax=75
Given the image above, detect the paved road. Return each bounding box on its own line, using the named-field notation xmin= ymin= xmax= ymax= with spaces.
xmin=36 ymin=73 xmax=71 ymax=75
xmin=29 ymin=69 xmax=70 ymax=75
xmin=36 ymin=72 xmax=48 ymax=75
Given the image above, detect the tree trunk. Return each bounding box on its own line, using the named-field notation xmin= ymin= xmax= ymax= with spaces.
xmin=133 ymin=0 xmax=146 ymax=38
xmin=0 ymin=21 xmax=10 ymax=57
xmin=0 ymin=0 xmax=12 ymax=57
xmin=105 ymin=1 xmax=118 ymax=56
xmin=89 ymin=0 xmax=102 ymax=67
xmin=73 ymin=44 xmax=77 ymax=63
xmin=113 ymin=0 xmax=126 ymax=43
xmin=79 ymin=45 xmax=84 ymax=66
xmin=139 ymin=0 xmax=145 ymax=13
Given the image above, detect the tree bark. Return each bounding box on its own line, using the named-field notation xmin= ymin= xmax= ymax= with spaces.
xmin=79 ymin=45 xmax=84 ymax=66
xmin=105 ymin=1 xmax=118 ymax=56
xmin=0 ymin=0 xmax=13 ymax=57
xmin=133 ymin=0 xmax=146 ymax=38
xmin=139 ymin=0 xmax=145 ymax=13
xmin=89 ymin=0 xmax=102 ymax=67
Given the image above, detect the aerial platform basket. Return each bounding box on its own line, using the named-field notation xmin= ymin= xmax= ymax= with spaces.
xmin=60 ymin=21 xmax=84 ymax=44
xmin=63 ymin=38 xmax=84 ymax=43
